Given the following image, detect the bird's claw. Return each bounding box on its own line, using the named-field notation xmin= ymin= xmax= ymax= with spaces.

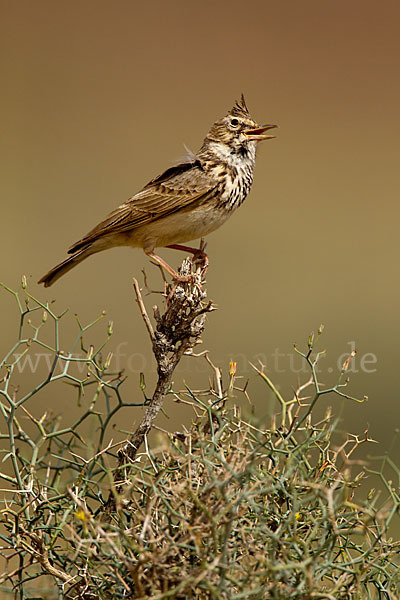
xmin=190 ymin=251 xmax=209 ymax=276
xmin=172 ymin=273 xmax=197 ymax=284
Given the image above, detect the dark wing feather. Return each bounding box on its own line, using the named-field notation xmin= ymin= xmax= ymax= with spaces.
xmin=68 ymin=161 xmax=216 ymax=254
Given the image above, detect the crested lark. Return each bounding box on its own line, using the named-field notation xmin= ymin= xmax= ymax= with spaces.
xmin=39 ymin=95 xmax=276 ymax=287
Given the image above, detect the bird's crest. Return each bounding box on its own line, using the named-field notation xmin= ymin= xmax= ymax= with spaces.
xmin=229 ymin=94 xmax=250 ymax=117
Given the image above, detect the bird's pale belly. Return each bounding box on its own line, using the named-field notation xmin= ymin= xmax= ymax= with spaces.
xmin=121 ymin=205 xmax=231 ymax=252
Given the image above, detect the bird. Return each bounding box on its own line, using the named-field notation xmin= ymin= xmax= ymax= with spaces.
xmin=38 ymin=95 xmax=277 ymax=287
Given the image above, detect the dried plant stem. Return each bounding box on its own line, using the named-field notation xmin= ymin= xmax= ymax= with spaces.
xmin=104 ymin=259 xmax=214 ymax=516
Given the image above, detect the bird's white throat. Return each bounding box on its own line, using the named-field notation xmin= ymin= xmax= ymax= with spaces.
xmin=208 ymin=141 xmax=256 ymax=170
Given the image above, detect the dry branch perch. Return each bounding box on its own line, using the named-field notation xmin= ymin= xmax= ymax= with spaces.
xmin=104 ymin=258 xmax=214 ymax=516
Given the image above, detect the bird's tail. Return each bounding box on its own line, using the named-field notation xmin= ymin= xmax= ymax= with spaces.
xmin=38 ymin=246 xmax=95 ymax=287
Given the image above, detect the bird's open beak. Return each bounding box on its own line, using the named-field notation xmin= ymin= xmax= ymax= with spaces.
xmin=243 ymin=123 xmax=278 ymax=141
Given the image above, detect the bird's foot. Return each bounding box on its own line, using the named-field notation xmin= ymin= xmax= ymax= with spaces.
xmin=146 ymin=250 xmax=202 ymax=289
xmin=172 ymin=272 xmax=198 ymax=284
xmin=191 ymin=239 xmax=209 ymax=275
xmin=167 ymin=269 xmax=203 ymax=304
xmin=191 ymin=250 xmax=209 ymax=274
xmin=166 ymin=240 xmax=209 ymax=275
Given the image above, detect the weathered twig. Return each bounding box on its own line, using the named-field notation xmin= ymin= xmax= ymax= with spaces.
xmin=104 ymin=258 xmax=214 ymax=516
xmin=132 ymin=277 xmax=154 ymax=340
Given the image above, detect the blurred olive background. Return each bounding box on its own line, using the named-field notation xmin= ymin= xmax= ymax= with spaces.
xmin=1 ymin=0 xmax=399 ymax=475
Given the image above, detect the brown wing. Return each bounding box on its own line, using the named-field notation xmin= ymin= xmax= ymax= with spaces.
xmin=68 ymin=161 xmax=216 ymax=254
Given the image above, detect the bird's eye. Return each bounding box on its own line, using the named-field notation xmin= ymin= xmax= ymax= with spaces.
xmin=230 ymin=118 xmax=239 ymax=127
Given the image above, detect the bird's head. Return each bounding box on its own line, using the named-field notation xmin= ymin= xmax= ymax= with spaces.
xmin=201 ymin=95 xmax=277 ymax=161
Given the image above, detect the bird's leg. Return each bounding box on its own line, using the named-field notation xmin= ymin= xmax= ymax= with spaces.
xmin=166 ymin=241 xmax=209 ymax=273
xmin=145 ymin=251 xmax=195 ymax=283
